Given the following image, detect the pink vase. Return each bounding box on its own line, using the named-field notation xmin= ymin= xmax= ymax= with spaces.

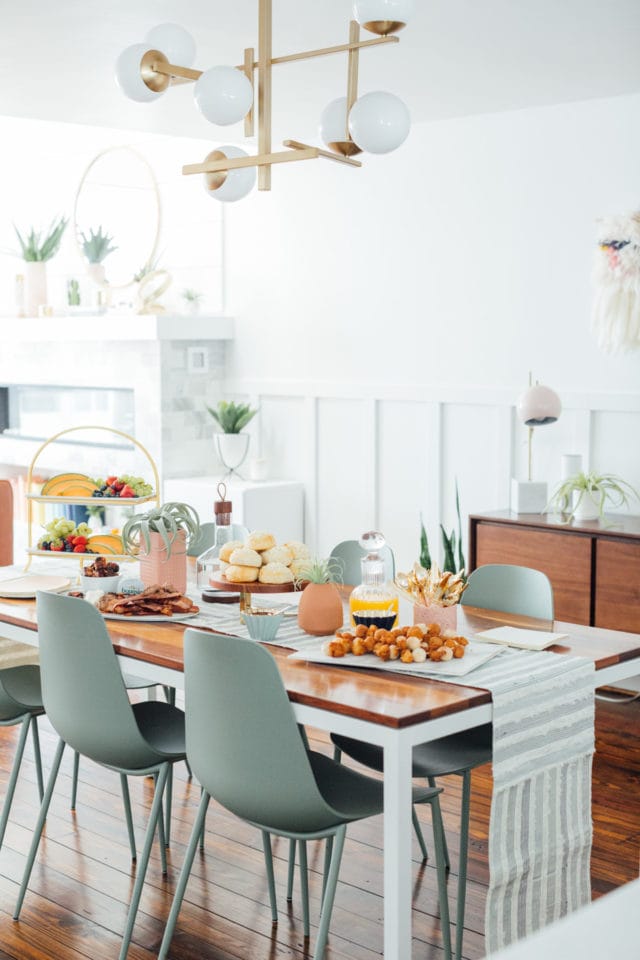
xmin=138 ymin=530 xmax=187 ymax=593
xmin=413 ymin=603 xmax=458 ymax=633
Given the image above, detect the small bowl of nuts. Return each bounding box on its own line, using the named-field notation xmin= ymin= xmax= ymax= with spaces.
xmin=79 ymin=557 xmax=121 ymax=595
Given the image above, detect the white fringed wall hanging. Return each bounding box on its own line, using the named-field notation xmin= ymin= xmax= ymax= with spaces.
xmin=592 ymin=212 xmax=640 ymax=353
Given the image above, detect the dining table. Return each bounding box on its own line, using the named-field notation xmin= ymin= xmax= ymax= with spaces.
xmin=1 ymin=588 xmax=640 ymax=960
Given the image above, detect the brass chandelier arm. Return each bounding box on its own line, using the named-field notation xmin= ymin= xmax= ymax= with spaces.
xmin=183 ymin=148 xmax=320 ymax=176
xmin=283 ymin=140 xmax=362 ymax=167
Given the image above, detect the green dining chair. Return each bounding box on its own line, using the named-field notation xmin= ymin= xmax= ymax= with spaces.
xmin=14 ymin=592 xmax=187 ymax=960
xmin=0 ymin=665 xmax=45 ymax=852
xmin=329 ymin=539 xmax=395 ymax=585
xmin=332 ymin=563 xmax=554 ymax=960
xmin=157 ymin=629 xmax=452 ymax=960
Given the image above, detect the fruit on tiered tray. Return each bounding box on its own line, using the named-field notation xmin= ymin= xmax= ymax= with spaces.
xmin=41 ymin=473 xmax=99 ymax=497
xmin=217 ymin=533 xmax=312 ymax=585
xmin=37 ymin=519 xmax=123 ymax=554
xmin=92 ymin=475 xmax=154 ymax=498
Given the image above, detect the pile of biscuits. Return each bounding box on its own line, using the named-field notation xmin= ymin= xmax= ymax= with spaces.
xmin=322 ymin=622 xmax=468 ymax=664
xmin=217 ymin=532 xmax=311 ymax=585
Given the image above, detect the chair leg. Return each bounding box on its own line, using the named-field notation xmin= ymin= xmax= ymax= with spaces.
xmin=429 ymin=795 xmax=452 ymax=960
xmin=321 ymin=835 xmax=333 ymax=905
xmin=0 ymin=716 xmax=31 ymax=851
xmin=412 ymin=805 xmax=429 ymax=861
xmin=30 ymin=717 xmax=44 ymax=803
xmin=286 ymin=838 xmax=296 ymax=901
xmin=118 ymin=763 xmax=170 ymax=960
xmin=153 ymin=771 xmax=168 ymax=876
xmin=261 ymin=831 xmax=278 ymax=923
xmin=120 ymin=774 xmax=137 ymax=862
xmin=14 ymin=737 xmax=66 ymax=920
xmin=455 ymin=771 xmax=471 ymax=960
xmin=165 ymin=764 xmax=173 ymax=848
xmin=164 ymin=686 xmax=192 ymax=777
xmin=332 ymin=745 xmax=342 ymax=763
xmin=157 ymin=790 xmax=211 ymax=960
xmin=298 ymin=839 xmax=310 ymax=939
xmin=70 ymin=751 xmax=80 ymax=811
xmin=199 ymin=785 xmax=206 ymax=852
xmin=429 ymin=776 xmax=450 ymax=869
xmin=313 ymin=825 xmax=346 ymax=960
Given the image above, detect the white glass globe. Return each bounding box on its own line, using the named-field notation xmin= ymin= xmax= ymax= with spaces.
xmin=349 ymin=91 xmax=410 ymax=154
xmin=319 ymin=98 xmax=361 ymax=156
xmin=202 ymin=146 xmax=256 ymax=203
xmin=353 ymin=0 xmax=414 ymax=34
xmin=144 ymin=23 xmax=196 ymax=66
xmin=115 ymin=44 xmax=166 ymax=103
xmin=195 ymin=66 xmax=254 ymax=126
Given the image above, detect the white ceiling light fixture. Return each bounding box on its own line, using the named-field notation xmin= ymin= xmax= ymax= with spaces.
xmin=115 ymin=0 xmax=411 ymax=202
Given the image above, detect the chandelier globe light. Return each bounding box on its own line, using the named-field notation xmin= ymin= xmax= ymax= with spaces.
xmin=353 ymin=0 xmax=414 ymax=35
xmin=144 ymin=23 xmax=197 ymax=66
xmin=349 ymin=91 xmax=411 ymax=154
xmin=115 ymin=0 xmax=411 ymax=201
xmin=202 ymin=146 xmax=257 ymax=202
xmin=195 ymin=66 xmax=254 ymax=125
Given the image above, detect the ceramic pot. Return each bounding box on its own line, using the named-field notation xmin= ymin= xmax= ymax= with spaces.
xmin=215 ymin=432 xmax=250 ymax=474
xmin=87 ymin=262 xmax=109 ymax=309
xmin=25 ymin=261 xmax=47 ymax=317
xmin=573 ymin=490 xmax=601 ymax=522
xmin=413 ymin=602 xmax=458 ymax=633
xmin=138 ymin=530 xmax=187 ymax=593
xmin=298 ymin=582 xmax=344 ymax=636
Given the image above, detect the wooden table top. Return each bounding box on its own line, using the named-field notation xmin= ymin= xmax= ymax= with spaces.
xmin=2 ymin=597 xmax=640 ymax=729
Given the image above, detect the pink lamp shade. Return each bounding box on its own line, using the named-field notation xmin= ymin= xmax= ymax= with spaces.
xmin=517 ymin=384 xmax=561 ymax=426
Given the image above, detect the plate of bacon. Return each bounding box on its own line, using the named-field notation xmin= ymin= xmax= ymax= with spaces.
xmin=96 ymin=585 xmax=199 ymax=620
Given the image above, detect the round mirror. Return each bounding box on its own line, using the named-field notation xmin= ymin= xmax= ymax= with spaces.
xmin=73 ymin=146 xmax=161 ymax=289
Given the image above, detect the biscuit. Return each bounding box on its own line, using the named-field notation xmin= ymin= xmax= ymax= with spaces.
xmin=283 ymin=540 xmax=311 ymax=560
xmin=229 ymin=547 xmax=262 ymax=568
xmin=260 ymin=545 xmax=293 ymax=566
xmin=289 ymin=557 xmax=312 ymax=579
xmin=258 ymin=562 xmax=294 ymax=584
xmin=219 ymin=539 xmax=245 ymax=563
xmin=224 ymin=564 xmax=260 ymax=583
xmin=246 ymin=531 xmax=276 ymax=551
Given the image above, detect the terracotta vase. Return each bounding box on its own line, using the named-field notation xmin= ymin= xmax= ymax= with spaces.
xmin=297 ymin=582 xmax=344 ymax=636
xmin=413 ymin=602 xmax=458 ymax=633
xmin=138 ymin=530 xmax=187 ymax=593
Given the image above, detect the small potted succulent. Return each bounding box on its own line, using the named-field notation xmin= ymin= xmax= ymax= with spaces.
xmin=80 ymin=225 xmax=118 ymax=290
xmin=181 ymin=287 xmax=204 ymax=315
xmin=206 ymin=400 xmax=259 ymax=477
xmin=297 ymin=557 xmax=344 ymax=636
xmin=121 ymin=502 xmax=200 ymax=593
xmin=14 ymin=216 xmax=68 ymax=316
xmin=547 ymin=471 xmax=639 ymax=522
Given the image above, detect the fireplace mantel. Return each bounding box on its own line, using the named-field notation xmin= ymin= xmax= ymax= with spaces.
xmin=0 ymin=314 xmax=233 ymax=342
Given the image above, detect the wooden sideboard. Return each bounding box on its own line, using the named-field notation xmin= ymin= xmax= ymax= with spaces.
xmin=468 ymin=510 xmax=640 ymax=632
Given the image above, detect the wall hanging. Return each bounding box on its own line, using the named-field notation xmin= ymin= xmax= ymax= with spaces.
xmin=592 ymin=212 xmax=640 ymax=352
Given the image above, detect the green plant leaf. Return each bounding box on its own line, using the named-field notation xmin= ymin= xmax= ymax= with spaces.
xmin=455 ymin=479 xmax=466 ymax=574
xmin=206 ymin=400 xmax=259 ymax=434
xmin=121 ymin=502 xmax=201 ymax=558
xmin=419 ymin=514 xmax=432 ymax=569
xmin=440 ymin=524 xmax=456 ymax=574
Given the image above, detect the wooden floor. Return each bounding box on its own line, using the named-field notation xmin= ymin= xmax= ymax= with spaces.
xmin=0 ymin=696 xmax=638 ymax=960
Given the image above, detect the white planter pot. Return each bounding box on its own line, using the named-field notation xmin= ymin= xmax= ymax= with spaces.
xmin=25 ymin=261 xmax=48 ymax=317
xmin=215 ymin=432 xmax=250 ymax=474
xmin=573 ymin=489 xmax=602 ymax=521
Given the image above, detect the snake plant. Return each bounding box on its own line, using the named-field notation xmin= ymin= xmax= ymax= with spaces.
xmin=121 ymin=502 xmax=200 ymax=558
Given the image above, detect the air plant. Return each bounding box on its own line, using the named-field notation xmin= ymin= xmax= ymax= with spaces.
xmin=121 ymin=502 xmax=200 ymax=558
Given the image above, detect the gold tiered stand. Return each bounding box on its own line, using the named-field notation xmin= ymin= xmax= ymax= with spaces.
xmin=24 ymin=425 xmax=160 ymax=572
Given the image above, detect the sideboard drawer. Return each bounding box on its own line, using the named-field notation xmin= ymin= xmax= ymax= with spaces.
xmin=475 ymin=522 xmax=592 ymax=624
xmin=595 ymin=540 xmax=640 ymax=632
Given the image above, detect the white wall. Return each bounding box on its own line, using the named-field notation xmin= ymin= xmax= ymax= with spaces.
xmin=223 ymin=93 xmax=640 ymax=564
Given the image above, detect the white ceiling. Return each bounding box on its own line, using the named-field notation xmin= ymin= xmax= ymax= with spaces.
xmin=2 ymin=0 xmax=640 ymax=143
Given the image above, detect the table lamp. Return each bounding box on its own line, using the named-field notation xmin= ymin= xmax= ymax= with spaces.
xmin=511 ymin=375 xmax=562 ymax=513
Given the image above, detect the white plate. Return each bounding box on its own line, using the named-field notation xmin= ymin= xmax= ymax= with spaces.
xmin=288 ymin=638 xmax=502 ymax=678
xmin=0 ymin=575 xmax=72 ymax=598
xmin=100 ymin=610 xmax=198 ymax=622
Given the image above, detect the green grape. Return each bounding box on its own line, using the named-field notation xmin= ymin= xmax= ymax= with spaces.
xmin=76 ymin=523 xmax=92 ymax=537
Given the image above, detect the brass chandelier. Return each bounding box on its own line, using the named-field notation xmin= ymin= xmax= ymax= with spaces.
xmin=115 ymin=0 xmax=413 ymax=202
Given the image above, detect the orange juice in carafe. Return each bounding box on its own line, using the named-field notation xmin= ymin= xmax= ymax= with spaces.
xmin=348 ymin=531 xmax=399 ymax=628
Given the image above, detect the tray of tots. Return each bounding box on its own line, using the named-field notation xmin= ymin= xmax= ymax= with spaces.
xmin=210 ymin=532 xmax=312 ymax=590
xmin=289 ymin=621 xmax=501 ymax=677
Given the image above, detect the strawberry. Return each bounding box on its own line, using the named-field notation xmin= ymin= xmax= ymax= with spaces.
xmin=67 ymin=536 xmax=76 ymax=544
xmin=106 ymin=476 xmax=118 ymax=485
xmin=120 ymin=485 xmax=135 ymax=498
xmin=74 ymin=536 xmax=88 ymax=545
xmin=51 ymin=544 xmax=64 ymax=552
xmin=73 ymin=544 xmax=87 ymax=553
xmin=113 ymin=480 xmax=125 ymax=491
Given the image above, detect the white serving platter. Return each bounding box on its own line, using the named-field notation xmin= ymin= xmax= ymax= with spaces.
xmin=100 ymin=610 xmax=199 ymax=623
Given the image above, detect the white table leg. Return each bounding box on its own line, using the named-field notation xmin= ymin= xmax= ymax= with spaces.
xmin=383 ymin=731 xmax=413 ymax=960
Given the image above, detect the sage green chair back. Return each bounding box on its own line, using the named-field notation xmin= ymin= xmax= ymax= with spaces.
xmin=461 ymin=564 xmax=554 ymax=620
xmin=329 ymin=540 xmax=395 ymax=587
xmin=184 ymin=629 xmax=349 ymax=834
xmin=0 ymin=666 xmax=42 ymax=722
xmin=37 ymin=591 xmax=172 ymax=770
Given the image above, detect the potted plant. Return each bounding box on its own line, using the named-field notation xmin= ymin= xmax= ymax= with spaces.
xmin=547 ymin=471 xmax=639 ymax=522
xmin=14 ymin=216 xmax=68 ymax=316
xmin=297 ymin=557 xmax=344 ymax=636
xmin=121 ymin=502 xmax=200 ymax=593
xmin=181 ymin=288 xmax=204 ymax=315
xmin=206 ymin=400 xmax=259 ymax=476
xmin=80 ymin=225 xmax=117 ymax=287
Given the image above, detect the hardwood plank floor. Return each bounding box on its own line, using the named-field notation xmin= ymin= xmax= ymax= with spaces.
xmin=0 ymin=696 xmax=638 ymax=960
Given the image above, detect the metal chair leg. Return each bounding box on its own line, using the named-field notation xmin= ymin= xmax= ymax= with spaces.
xmin=120 ymin=774 xmax=137 ymax=862
xmin=313 ymin=826 xmax=346 ymax=960
xmin=322 ymin=835 xmax=333 ymax=905
xmin=157 ymin=791 xmax=210 ymax=960
xmin=262 ymin=831 xmax=278 ymax=923
xmin=0 ymin=715 xmax=30 ymax=850
xmin=70 ymin=750 xmax=80 ymax=811
xmin=199 ymin=785 xmax=206 ymax=852
xmin=165 ymin=764 xmax=173 ymax=847
xmin=118 ymin=763 xmax=170 ymax=960
xmin=332 ymin=745 xmax=342 ymax=762
xmin=30 ymin=717 xmax=44 ymax=803
xmin=455 ymin=770 xmax=471 ymax=960
xmin=153 ymin=771 xmax=168 ymax=876
xmin=299 ymin=839 xmax=310 ymax=939
xmin=429 ymin=775 xmax=450 ymax=869
xmin=286 ymin=838 xmax=296 ymax=901
xmin=412 ymin=805 xmax=429 ymax=861
xmin=14 ymin=737 xmax=66 ymax=919
xmin=429 ymin=795 xmax=453 ymax=960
